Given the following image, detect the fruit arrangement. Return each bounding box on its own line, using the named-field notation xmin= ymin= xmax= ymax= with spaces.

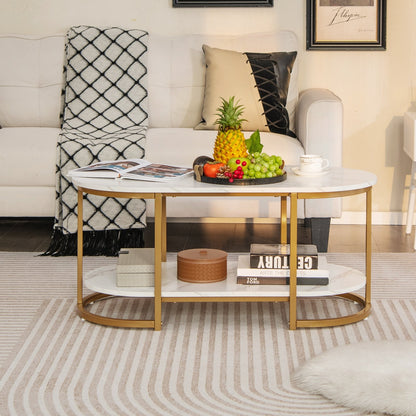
xmin=193 ymin=96 xmax=285 ymax=184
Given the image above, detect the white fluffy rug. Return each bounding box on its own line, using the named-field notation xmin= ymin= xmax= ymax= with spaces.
xmin=293 ymin=340 xmax=416 ymax=416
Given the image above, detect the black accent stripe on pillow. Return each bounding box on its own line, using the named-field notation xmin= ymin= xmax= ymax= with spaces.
xmin=245 ymin=52 xmax=297 ymax=137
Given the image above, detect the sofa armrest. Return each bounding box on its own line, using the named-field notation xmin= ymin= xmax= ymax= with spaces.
xmin=296 ymin=88 xmax=343 ymax=167
xmin=296 ymin=88 xmax=343 ymax=218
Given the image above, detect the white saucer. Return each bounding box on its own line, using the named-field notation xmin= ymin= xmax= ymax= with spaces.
xmin=292 ymin=166 xmax=330 ymax=177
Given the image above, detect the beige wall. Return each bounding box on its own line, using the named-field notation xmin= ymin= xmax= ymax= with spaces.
xmin=0 ymin=0 xmax=414 ymax=221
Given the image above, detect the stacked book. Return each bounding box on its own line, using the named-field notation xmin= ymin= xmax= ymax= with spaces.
xmin=116 ymin=248 xmax=155 ymax=287
xmin=237 ymin=243 xmax=329 ymax=285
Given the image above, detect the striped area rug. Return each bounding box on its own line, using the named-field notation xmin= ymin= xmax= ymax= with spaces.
xmin=1 ymin=252 xmax=415 ymax=416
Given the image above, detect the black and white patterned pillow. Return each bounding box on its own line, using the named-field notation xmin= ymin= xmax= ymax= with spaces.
xmin=196 ymin=45 xmax=297 ymax=137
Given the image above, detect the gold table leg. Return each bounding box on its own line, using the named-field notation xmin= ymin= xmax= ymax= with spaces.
xmin=161 ymin=195 xmax=167 ymax=262
xmin=365 ymin=187 xmax=372 ymax=308
xmin=294 ymin=187 xmax=373 ymax=328
xmin=153 ymin=193 xmax=163 ymax=330
xmin=76 ymin=188 xmax=158 ymax=329
xmin=289 ymin=193 xmax=298 ymax=330
xmin=281 ymin=196 xmax=287 ymax=244
xmin=77 ymin=189 xmax=84 ymax=308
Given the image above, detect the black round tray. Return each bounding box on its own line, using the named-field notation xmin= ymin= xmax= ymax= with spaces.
xmin=195 ymin=171 xmax=287 ymax=186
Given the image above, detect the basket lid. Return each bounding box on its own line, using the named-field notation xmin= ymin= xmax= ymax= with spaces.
xmin=177 ymin=248 xmax=227 ymax=263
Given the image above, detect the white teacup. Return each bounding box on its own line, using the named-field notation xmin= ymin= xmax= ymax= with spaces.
xmin=299 ymin=155 xmax=329 ymax=173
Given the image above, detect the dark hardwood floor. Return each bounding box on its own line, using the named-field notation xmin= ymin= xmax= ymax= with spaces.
xmin=0 ymin=217 xmax=414 ymax=253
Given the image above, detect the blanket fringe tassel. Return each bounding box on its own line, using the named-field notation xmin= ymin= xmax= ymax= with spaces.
xmin=42 ymin=228 xmax=145 ymax=256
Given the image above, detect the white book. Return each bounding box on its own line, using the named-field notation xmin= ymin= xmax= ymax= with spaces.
xmin=117 ymin=248 xmax=155 ymax=273
xmin=237 ymin=255 xmax=329 ymax=278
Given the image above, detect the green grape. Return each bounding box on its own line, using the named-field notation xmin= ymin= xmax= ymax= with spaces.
xmin=248 ymin=151 xmax=285 ymax=179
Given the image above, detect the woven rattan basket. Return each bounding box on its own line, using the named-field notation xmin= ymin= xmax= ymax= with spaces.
xmin=177 ymin=248 xmax=227 ymax=283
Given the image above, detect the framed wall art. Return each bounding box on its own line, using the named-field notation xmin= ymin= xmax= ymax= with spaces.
xmin=173 ymin=0 xmax=273 ymax=7
xmin=306 ymin=0 xmax=386 ymax=50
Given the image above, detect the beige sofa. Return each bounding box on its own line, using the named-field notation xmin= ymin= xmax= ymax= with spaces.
xmin=0 ymin=30 xmax=342 ymax=248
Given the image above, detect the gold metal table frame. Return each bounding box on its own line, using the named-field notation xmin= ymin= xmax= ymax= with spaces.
xmin=76 ymin=184 xmax=372 ymax=330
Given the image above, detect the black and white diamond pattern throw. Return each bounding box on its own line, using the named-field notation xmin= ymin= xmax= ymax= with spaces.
xmin=47 ymin=26 xmax=148 ymax=255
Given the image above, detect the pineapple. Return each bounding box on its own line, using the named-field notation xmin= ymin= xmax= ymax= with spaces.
xmin=213 ymin=96 xmax=248 ymax=164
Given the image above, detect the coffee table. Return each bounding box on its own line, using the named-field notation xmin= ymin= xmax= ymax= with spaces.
xmin=73 ymin=166 xmax=377 ymax=330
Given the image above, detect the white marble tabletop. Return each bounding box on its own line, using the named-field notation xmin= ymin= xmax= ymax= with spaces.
xmin=72 ymin=166 xmax=377 ymax=196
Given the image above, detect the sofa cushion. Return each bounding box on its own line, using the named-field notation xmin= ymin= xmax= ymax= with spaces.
xmin=195 ymin=46 xmax=296 ymax=135
xmin=145 ymin=128 xmax=304 ymax=218
xmin=145 ymin=128 xmax=303 ymax=167
xmin=0 ymin=34 xmax=65 ymax=128
xmin=147 ymin=32 xmax=299 ymax=130
xmin=0 ymin=127 xmax=59 ymax=186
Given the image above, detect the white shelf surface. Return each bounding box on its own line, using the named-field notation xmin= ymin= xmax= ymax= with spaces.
xmin=84 ymin=260 xmax=366 ymax=299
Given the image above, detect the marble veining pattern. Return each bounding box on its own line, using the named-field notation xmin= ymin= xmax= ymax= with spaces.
xmin=73 ymin=167 xmax=377 ymax=196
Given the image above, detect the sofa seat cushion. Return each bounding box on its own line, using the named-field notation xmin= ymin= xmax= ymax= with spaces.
xmin=145 ymin=128 xmax=304 ymax=219
xmin=0 ymin=127 xmax=59 ymax=186
xmin=146 ymin=128 xmax=303 ymax=167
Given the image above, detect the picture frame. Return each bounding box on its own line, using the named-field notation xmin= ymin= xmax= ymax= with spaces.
xmin=173 ymin=0 xmax=273 ymax=7
xmin=306 ymin=0 xmax=386 ymax=50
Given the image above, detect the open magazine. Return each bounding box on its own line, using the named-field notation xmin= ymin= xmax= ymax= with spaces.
xmin=68 ymin=159 xmax=193 ymax=182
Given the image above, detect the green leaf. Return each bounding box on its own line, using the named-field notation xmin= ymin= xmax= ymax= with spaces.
xmin=245 ymin=130 xmax=263 ymax=154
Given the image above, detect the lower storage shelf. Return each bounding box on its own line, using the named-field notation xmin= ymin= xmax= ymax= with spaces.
xmin=84 ymin=258 xmax=366 ymax=299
